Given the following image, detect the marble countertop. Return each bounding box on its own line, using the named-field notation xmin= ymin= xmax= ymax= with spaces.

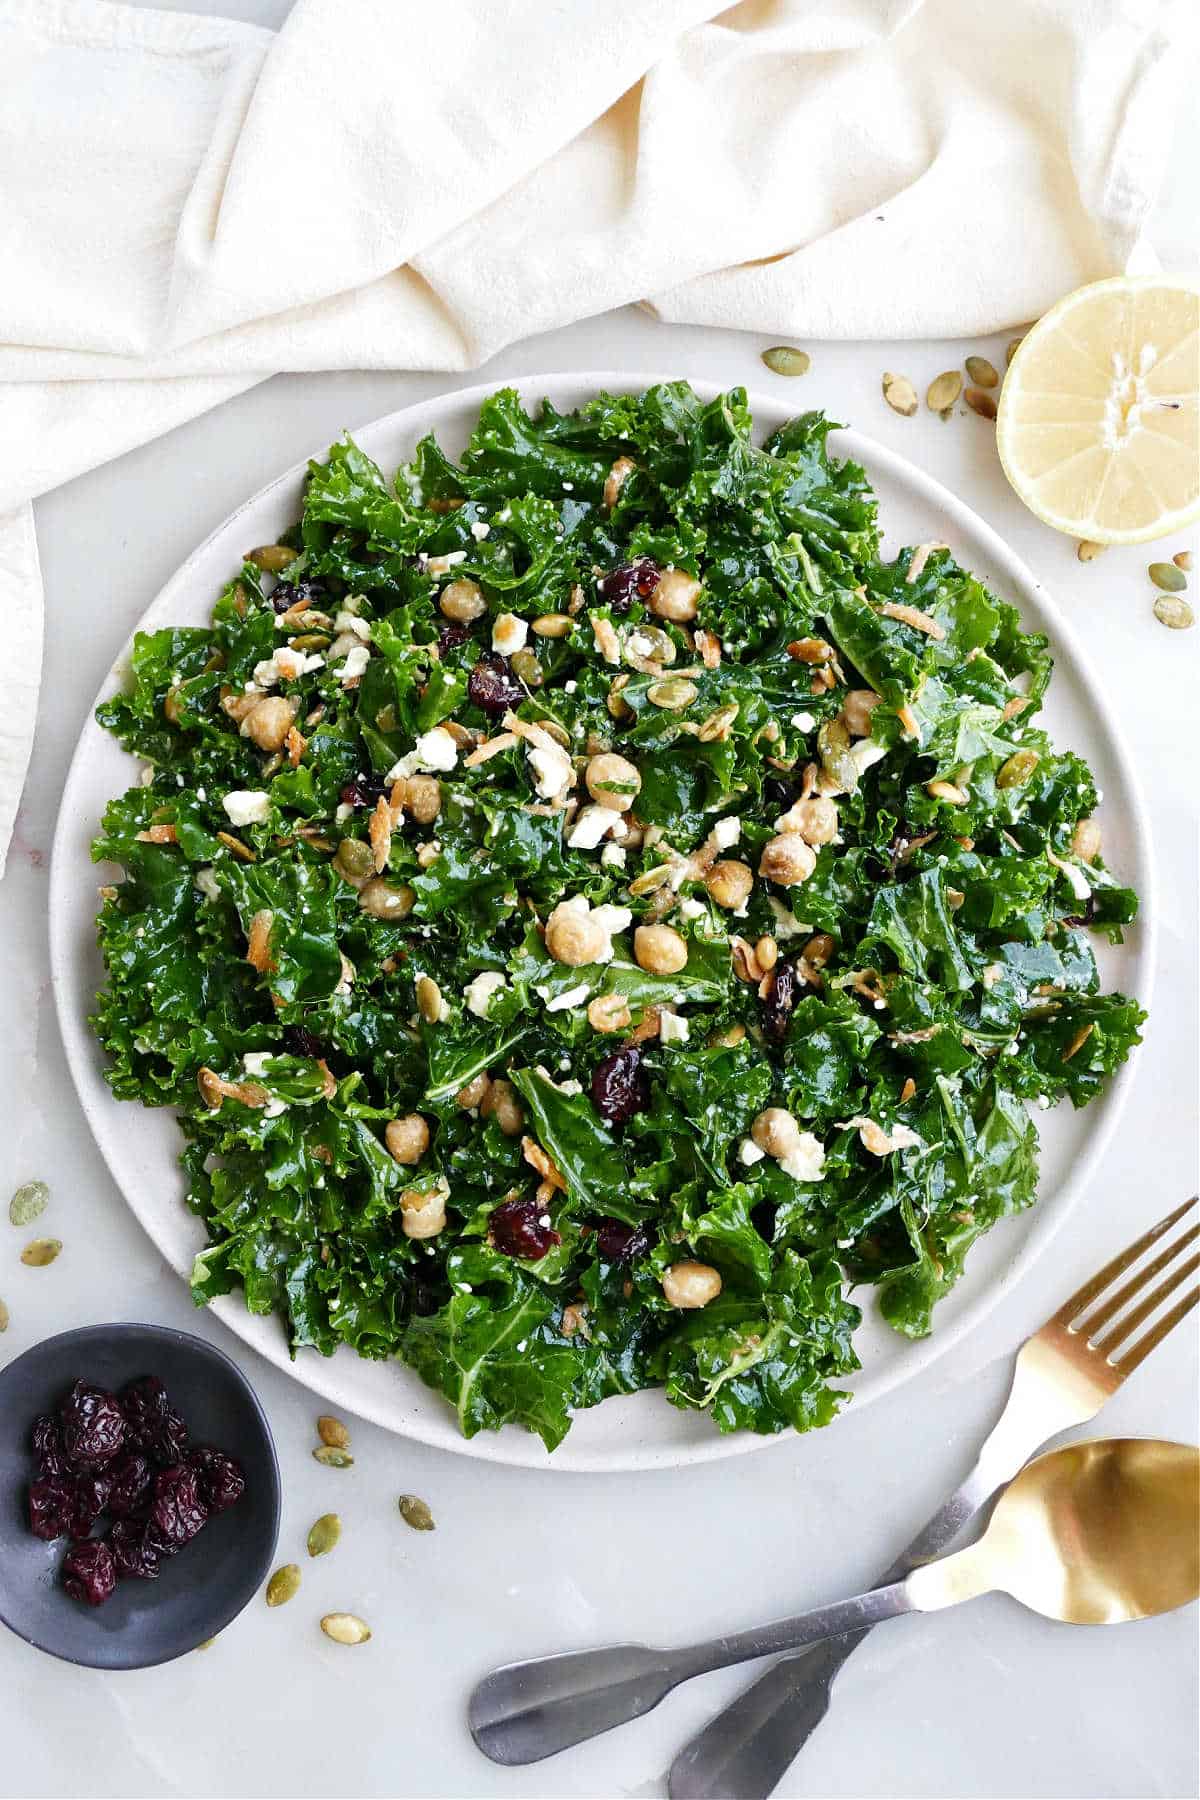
xmin=1 ymin=13 xmax=1197 ymax=1788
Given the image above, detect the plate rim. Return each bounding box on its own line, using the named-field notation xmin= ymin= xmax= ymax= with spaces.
xmin=48 ymin=370 xmax=1156 ymax=1473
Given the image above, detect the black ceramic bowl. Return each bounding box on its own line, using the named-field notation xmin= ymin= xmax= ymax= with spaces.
xmin=0 ymin=1323 xmax=280 ymax=1669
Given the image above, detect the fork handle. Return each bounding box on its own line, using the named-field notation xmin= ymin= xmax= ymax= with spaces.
xmin=668 ymin=1342 xmax=1096 ymax=1800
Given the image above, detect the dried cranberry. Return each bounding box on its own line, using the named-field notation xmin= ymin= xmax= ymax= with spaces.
xmin=283 ymin=1023 xmax=326 ymax=1060
xmin=62 ymin=1537 xmax=117 ymax=1607
xmin=188 ymin=1445 xmax=245 ymax=1515
xmin=467 ymin=652 xmax=524 ymax=718
xmin=107 ymin=1517 xmax=163 ymax=1581
xmin=29 ymin=1476 xmax=86 ymax=1541
xmin=597 ymin=559 xmax=661 ymax=615
xmin=31 ymin=1413 xmax=69 ymax=1477
xmin=488 ymin=1198 xmax=561 ymax=1261
xmin=590 ymin=1046 xmax=650 ymax=1126
xmin=150 ymin=1465 xmax=208 ymax=1547
xmin=104 ymin=1453 xmax=154 ymax=1520
xmin=593 ymin=1218 xmax=653 ymax=1263
xmin=437 ymin=621 xmax=472 ymax=657
xmin=271 ymin=575 xmax=325 ymax=615
xmin=339 ymin=770 xmax=389 ymax=809
xmin=59 ymin=1380 xmax=125 ymax=1467
xmin=761 ymin=958 xmax=800 ymax=1043
xmin=1063 ymin=896 xmax=1098 ymax=928
xmin=74 ymin=1468 xmax=116 ymax=1531
xmin=120 ymin=1377 xmax=188 ymax=1465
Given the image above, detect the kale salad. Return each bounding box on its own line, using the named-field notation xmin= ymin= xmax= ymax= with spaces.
xmin=91 ymin=383 xmax=1145 ymax=1450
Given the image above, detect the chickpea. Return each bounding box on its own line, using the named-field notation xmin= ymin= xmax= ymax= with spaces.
xmin=585 ymin=752 xmax=641 ymax=812
xmin=603 ymin=455 xmax=636 ymax=509
xmin=634 ymin=923 xmax=688 ymax=976
xmin=456 ymin=1071 xmax=492 ymax=1110
xmin=240 ymin=696 xmax=297 ymax=753
xmin=705 ymin=858 xmax=754 ymax=910
xmin=758 ymin=834 xmax=817 ymax=887
xmin=661 ymin=1261 xmax=723 ymax=1310
xmin=588 ymin=993 xmax=632 ymax=1034
xmin=546 ymin=897 xmax=607 ymax=967
xmin=358 ymin=878 xmax=415 ymax=920
xmin=841 ymin=689 xmax=882 ymax=738
xmin=405 ymin=774 xmax=442 ymax=825
xmin=649 ymin=568 xmax=702 ymax=623
xmin=755 ymin=936 xmax=778 ymax=973
xmin=1071 ymin=816 xmax=1102 ymax=863
xmin=751 ymin=1107 xmax=802 ymax=1160
xmin=481 ymin=1077 xmax=525 ymax=1136
xmin=385 ymin=1114 xmax=430 ymax=1166
xmin=439 ymin=578 xmax=486 ymax=623
xmin=400 ymin=1180 xmax=448 ymax=1241
xmin=778 ymin=796 xmax=839 ymax=845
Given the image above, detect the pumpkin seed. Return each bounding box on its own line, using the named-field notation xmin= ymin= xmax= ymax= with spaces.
xmin=0 ymin=1298 xmax=9 ymax=1332
xmin=817 ymin=718 xmax=859 ymax=793
xmin=509 ymin=648 xmax=544 ymax=688
xmin=1153 ymin=595 xmax=1194 ymax=630
xmin=312 ymin=1445 xmax=354 ymax=1469
xmin=1006 ymin=337 xmax=1024 ymax=365
xmin=334 ymin=838 xmax=374 ymax=882
xmin=882 ymin=372 xmax=918 ymax=417
xmin=321 ymin=1613 xmax=371 ymax=1645
xmin=1174 ymin=551 xmax=1192 ymax=572
xmin=964 ymin=387 xmax=998 ymax=420
xmin=10 ymin=1180 xmax=49 ymax=1227
xmin=288 ymin=632 xmax=330 ymax=652
xmin=761 ymin=345 xmax=811 ymax=378
xmin=266 ymin=1564 xmax=301 ymax=1607
xmin=625 ymin=624 xmax=675 ymax=668
xmin=415 ymin=975 xmax=444 ymax=1025
xmin=307 ymin=1513 xmax=342 ymax=1557
xmin=247 ymin=544 xmax=300 ymax=573
xmin=964 ymin=355 xmax=999 ymax=389
xmin=647 ymin=678 xmax=698 ymax=712
xmin=925 ymin=371 xmax=962 ymax=418
xmin=20 ymin=1238 xmax=61 ymax=1267
xmin=1148 ymin=561 xmax=1187 ymax=593
xmin=996 ymin=749 xmax=1040 ymax=789
xmin=1076 ymin=540 xmax=1106 ymax=562
xmin=398 ymin=1494 xmax=436 ymax=1532
xmin=317 ymin=1415 xmax=350 ymax=1449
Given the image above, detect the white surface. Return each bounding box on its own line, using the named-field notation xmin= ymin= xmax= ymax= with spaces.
xmin=48 ymin=375 xmax=1153 ymax=1474
xmin=0 ymin=312 xmax=1195 ymax=1798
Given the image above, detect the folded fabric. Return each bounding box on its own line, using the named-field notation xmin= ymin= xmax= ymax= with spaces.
xmin=0 ymin=0 xmax=1193 ymax=869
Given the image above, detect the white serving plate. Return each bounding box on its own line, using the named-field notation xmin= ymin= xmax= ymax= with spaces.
xmin=49 ymin=374 xmax=1154 ymax=1472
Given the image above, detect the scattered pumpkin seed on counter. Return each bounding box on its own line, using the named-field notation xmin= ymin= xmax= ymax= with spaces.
xmin=307 ymin=1513 xmax=342 ymax=1557
xmin=20 ymin=1238 xmax=61 ymax=1267
xmin=1174 ymin=551 xmax=1192 ymax=572
xmin=964 ymin=387 xmax=998 ymax=420
xmin=926 ymin=371 xmax=962 ymax=418
xmin=266 ymin=1564 xmax=301 ymax=1607
xmin=964 ymin=355 xmax=1000 ymax=389
xmin=0 ymin=1298 xmax=9 ymax=1332
xmin=1153 ymin=595 xmax=1194 ymax=630
xmin=1006 ymin=337 xmax=1024 ymax=364
xmin=398 ymin=1494 xmax=436 ymax=1533
xmin=761 ymin=346 xmax=811 ymax=378
xmin=1148 ymin=561 xmax=1188 ymax=593
xmin=9 ymin=1180 xmax=49 ymax=1227
xmin=1077 ymin=541 xmax=1106 ymax=562
xmin=321 ymin=1612 xmax=371 ymax=1645
xmin=317 ymin=1415 xmax=351 ymax=1450
xmin=312 ymin=1445 xmax=354 ymax=1469
xmin=882 ymin=371 xmax=918 ymax=416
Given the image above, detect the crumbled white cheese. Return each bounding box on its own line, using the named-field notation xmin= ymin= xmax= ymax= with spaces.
xmin=423 ymin=550 xmax=468 ymax=575
xmin=194 ymin=867 xmax=221 ymax=903
xmin=555 ymin=1078 xmax=583 ymax=1096
xmin=276 ymin=646 xmax=325 ymax=681
xmin=779 ymin=1132 xmax=827 ymax=1183
xmin=712 ymin=815 xmax=741 ymax=849
xmin=333 ymin=610 xmax=372 ymax=641
xmin=464 ymin=971 xmax=507 ymax=1019
xmin=335 ymin=802 xmax=354 ymax=824
xmin=470 ymin=521 xmax=490 ymax=541
xmin=738 ymin=1138 xmax=766 ymax=1166
xmin=492 ymin=613 xmax=528 ymax=657
xmin=767 ymin=896 xmax=811 ymax=938
xmin=567 ymin=804 xmax=621 ymax=850
xmin=563 ymin=679 xmax=577 ymax=694
xmin=139 ymin=764 xmax=155 ymax=787
xmin=679 ymin=896 xmax=706 ymax=920
xmin=659 ymin=1009 xmax=690 ymax=1045
xmin=242 ymin=1051 xmax=272 ymax=1075
xmin=414 ymin=726 xmax=459 ymax=772
xmin=590 ymin=904 xmax=632 ymax=962
xmin=527 ymin=737 xmax=573 ymax=801
xmin=627 ymin=633 xmax=654 ymax=657
xmin=541 ymin=981 xmax=592 ymax=1013
xmin=263 ymin=1099 xmax=288 ymax=1119
xmin=600 ymin=843 xmax=626 ymax=870
xmin=790 ymin=711 xmax=816 ymax=732
xmin=336 ymin=644 xmax=371 ymax=683
xmin=222 ymin=790 xmax=270 ymax=827
xmin=252 ymin=656 xmax=282 ymax=688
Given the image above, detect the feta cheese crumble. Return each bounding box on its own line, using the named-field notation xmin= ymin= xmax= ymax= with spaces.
xmin=222 ymin=790 xmax=270 ymax=827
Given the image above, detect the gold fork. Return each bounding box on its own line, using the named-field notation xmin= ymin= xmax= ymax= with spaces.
xmin=668 ymin=1197 xmax=1200 ymax=1800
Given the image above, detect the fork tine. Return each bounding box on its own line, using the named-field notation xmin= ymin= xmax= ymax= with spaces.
xmin=1077 ymin=1224 xmax=1200 ymax=1337
xmin=1091 ymin=1253 xmax=1200 ymax=1357
xmin=1053 ymin=1197 xmax=1198 ymax=1329
xmin=1111 ymin=1285 xmax=1200 ymax=1377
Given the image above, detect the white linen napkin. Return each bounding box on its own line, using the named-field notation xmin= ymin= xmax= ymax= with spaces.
xmin=0 ymin=0 xmax=1192 ymax=871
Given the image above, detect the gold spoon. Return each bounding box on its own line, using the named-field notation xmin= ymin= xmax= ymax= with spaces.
xmin=470 ymin=1439 xmax=1200 ymax=1765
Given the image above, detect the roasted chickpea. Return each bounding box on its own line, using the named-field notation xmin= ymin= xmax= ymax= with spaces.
xmin=603 ymin=455 xmax=636 ymax=509
xmin=705 ymin=858 xmax=754 ymax=910
xmin=357 ymin=877 xmax=415 ymax=920
xmin=751 ymin=1107 xmax=802 ymax=1160
xmin=399 ymin=1179 xmax=448 ymax=1240
xmin=385 ymin=1114 xmax=430 ymax=1166
xmin=439 ymin=578 xmax=486 ymax=622
xmin=758 ymin=834 xmax=817 ymax=887
xmin=545 ymin=898 xmax=607 ymax=967
xmin=661 ymin=1261 xmax=722 ymax=1309
xmin=648 ymin=568 xmax=701 ymax=623
xmin=634 ymin=923 xmax=688 ymax=975
xmin=585 ymin=752 xmax=641 ymax=812
xmin=1071 ymin=817 xmax=1102 ymax=863
xmin=841 ymin=689 xmax=882 ymax=738
xmin=240 ymin=695 xmax=297 ymax=752
xmin=456 ymin=1071 xmax=492 ymax=1110
xmin=587 ymin=993 xmax=632 ymax=1034
xmin=405 ymin=774 xmax=442 ymax=825
xmin=777 ymin=796 xmax=839 ymax=845
xmin=480 ymin=1077 xmax=525 ymax=1136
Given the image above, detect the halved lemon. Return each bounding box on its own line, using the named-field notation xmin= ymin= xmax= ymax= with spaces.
xmin=996 ymin=275 xmax=1200 ymax=544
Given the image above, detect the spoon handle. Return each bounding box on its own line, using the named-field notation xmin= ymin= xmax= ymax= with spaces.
xmin=468 ymin=1580 xmax=915 ymax=1766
